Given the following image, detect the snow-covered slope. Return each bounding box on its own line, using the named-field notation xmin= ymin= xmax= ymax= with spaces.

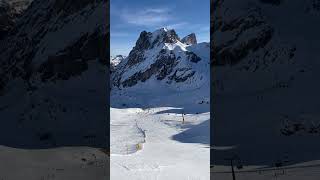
xmin=212 ymin=0 xmax=320 ymax=178
xmin=111 ymin=28 xmax=210 ymax=179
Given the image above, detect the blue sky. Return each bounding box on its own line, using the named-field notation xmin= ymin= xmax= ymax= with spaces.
xmin=111 ymin=0 xmax=210 ymax=56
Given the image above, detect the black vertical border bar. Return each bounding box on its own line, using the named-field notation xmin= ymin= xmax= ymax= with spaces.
xmin=106 ymin=0 xmax=111 ymax=179
xmin=210 ymin=0 xmax=214 ymax=170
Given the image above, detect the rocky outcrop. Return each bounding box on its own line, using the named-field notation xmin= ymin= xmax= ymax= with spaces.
xmin=0 ymin=0 xmax=107 ymax=92
xmin=122 ymin=49 xmax=178 ymax=87
xmin=181 ymin=33 xmax=197 ymax=45
xmin=211 ymin=1 xmax=297 ymax=72
xmin=0 ymin=0 xmax=33 ymax=39
xmin=0 ymin=1 xmax=17 ymax=39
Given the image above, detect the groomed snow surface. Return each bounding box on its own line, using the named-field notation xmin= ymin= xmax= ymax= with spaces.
xmin=110 ymin=83 xmax=210 ymax=180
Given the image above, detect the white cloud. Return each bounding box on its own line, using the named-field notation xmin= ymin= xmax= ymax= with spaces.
xmin=145 ymin=8 xmax=170 ymax=13
xmin=120 ymin=7 xmax=171 ymax=26
xmin=166 ymin=22 xmax=189 ymax=30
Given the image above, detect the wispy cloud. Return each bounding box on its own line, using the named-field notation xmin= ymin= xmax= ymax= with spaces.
xmin=145 ymin=8 xmax=170 ymax=13
xmin=166 ymin=22 xmax=189 ymax=30
xmin=120 ymin=7 xmax=171 ymax=26
xmin=111 ymin=32 xmax=130 ymax=37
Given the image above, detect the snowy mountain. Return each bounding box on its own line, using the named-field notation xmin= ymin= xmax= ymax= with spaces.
xmin=0 ymin=0 xmax=108 ymax=148
xmin=111 ymin=55 xmax=125 ymax=66
xmin=212 ymin=0 xmax=320 ymax=178
xmin=110 ymin=55 xmax=125 ymax=73
xmin=111 ymin=27 xmax=209 ymax=91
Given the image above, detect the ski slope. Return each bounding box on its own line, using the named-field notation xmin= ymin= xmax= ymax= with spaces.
xmin=110 ymin=83 xmax=210 ymax=180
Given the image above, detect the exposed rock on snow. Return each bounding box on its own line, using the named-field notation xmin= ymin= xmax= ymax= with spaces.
xmin=181 ymin=33 xmax=197 ymax=45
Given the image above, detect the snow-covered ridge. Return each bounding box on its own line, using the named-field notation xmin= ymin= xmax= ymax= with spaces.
xmin=112 ymin=28 xmax=209 ymax=91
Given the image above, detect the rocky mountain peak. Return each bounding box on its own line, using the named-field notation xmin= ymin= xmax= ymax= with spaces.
xmin=126 ymin=28 xmax=181 ymax=68
xmin=151 ymin=28 xmax=180 ymax=46
xmin=112 ymin=28 xmax=209 ymax=89
xmin=133 ymin=28 xmax=181 ymax=51
xmin=134 ymin=31 xmax=152 ymax=51
xmin=181 ymin=33 xmax=197 ymax=45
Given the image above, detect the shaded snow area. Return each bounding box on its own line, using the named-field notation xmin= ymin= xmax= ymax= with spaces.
xmin=110 ymin=74 xmax=210 ymax=179
xmin=211 ymin=0 xmax=320 ymax=179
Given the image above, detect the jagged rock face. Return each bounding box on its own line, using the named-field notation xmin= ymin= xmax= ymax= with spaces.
xmin=213 ymin=6 xmax=274 ymax=67
xmin=112 ymin=28 xmax=209 ymax=90
xmin=0 ymin=1 xmax=18 ymax=39
xmin=3 ymin=0 xmax=33 ymax=12
xmin=0 ymin=0 xmax=108 ymax=148
xmin=126 ymin=28 xmax=180 ymax=68
xmin=0 ymin=0 xmax=108 ymax=91
xmin=181 ymin=33 xmax=197 ymax=45
xmin=0 ymin=0 xmax=33 ymax=39
xmin=122 ymin=49 xmax=178 ymax=87
xmin=211 ymin=0 xmax=297 ymax=71
xmin=38 ymin=30 xmax=107 ymax=82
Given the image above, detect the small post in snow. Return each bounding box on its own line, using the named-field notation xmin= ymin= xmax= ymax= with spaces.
xmin=182 ymin=112 xmax=185 ymax=124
